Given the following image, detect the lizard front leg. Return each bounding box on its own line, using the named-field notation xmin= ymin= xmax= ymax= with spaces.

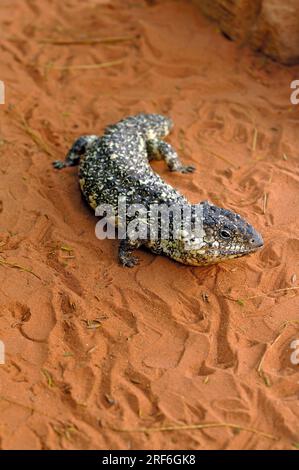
xmin=118 ymin=239 xmax=143 ymax=267
xmin=146 ymin=139 xmax=195 ymax=173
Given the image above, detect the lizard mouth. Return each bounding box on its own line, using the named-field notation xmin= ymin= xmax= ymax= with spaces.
xmin=221 ymin=246 xmax=263 ymax=258
xmin=220 ymin=234 xmax=264 ymax=258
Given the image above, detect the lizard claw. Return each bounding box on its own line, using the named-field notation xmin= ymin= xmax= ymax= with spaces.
xmin=180 ymin=165 xmax=196 ymax=174
xmin=121 ymin=255 xmax=139 ymax=268
xmin=53 ymin=160 xmax=66 ymax=169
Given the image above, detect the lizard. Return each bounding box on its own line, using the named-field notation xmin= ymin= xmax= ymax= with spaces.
xmin=53 ymin=113 xmax=263 ymax=267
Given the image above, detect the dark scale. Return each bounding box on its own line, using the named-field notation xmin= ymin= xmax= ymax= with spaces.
xmin=53 ymin=113 xmax=263 ymax=267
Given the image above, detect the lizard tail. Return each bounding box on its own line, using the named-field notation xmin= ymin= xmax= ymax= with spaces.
xmin=53 ymin=135 xmax=98 ymax=169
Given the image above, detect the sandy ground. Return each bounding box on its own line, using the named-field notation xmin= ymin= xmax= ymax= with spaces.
xmin=0 ymin=0 xmax=299 ymax=450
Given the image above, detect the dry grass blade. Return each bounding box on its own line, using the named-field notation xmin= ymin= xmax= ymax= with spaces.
xmin=42 ymin=368 xmax=55 ymax=388
xmin=1 ymin=396 xmax=78 ymax=442
xmin=267 ymin=286 xmax=299 ymax=295
xmin=0 ymin=395 xmax=55 ymax=420
xmin=111 ymin=422 xmax=277 ymax=441
xmin=263 ymin=192 xmax=268 ymax=214
xmin=52 ymin=422 xmax=77 ymax=442
xmin=13 ymin=111 xmax=55 ymax=158
xmin=0 ymin=258 xmax=41 ymax=280
xmin=201 ymin=145 xmax=238 ymax=169
xmin=82 ymin=318 xmax=102 ymax=329
xmin=252 ymin=127 xmax=258 ymax=152
xmin=49 ymin=59 xmax=124 ymax=71
xmin=60 ymin=245 xmax=73 ymax=252
xmin=38 ymin=35 xmax=135 ymax=45
xmin=225 ymin=286 xmax=299 ymax=303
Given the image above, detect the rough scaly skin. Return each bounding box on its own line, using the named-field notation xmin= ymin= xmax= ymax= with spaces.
xmin=53 ymin=113 xmax=263 ymax=267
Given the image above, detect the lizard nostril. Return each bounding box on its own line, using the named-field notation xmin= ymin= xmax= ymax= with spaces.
xmin=251 ymin=233 xmax=264 ymax=248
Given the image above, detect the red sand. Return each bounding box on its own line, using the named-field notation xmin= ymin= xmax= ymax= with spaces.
xmin=0 ymin=0 xmax=299 ymax=450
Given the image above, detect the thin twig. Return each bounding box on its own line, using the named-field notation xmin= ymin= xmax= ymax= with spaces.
xmin=38 ymin=35 xmax=135 ymax=45
xmin=0 ymin=395 xmax=55 ymax=420
xmin=49 ymin=59 xmax=124 ymax=71
xmin=200 ymin=145 xmax=238 ymax=169
xmin=252 ymin=127 xmax=258 ymax=152
xmin=14 ymin=111 xmax=55 ymax=158
xmin=225 ymin=286 xmax=299 ymax=303
xmin=111 ymin=422 xmax=277 ymax=441
xmin=0 ymin=258 xmax=41 ymax=280
xmin=262 ymin=192 xmax=268 ymax=214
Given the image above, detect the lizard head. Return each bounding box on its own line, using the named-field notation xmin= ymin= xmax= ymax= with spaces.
xmin=180 ymin=201 xmax=263 ymax=265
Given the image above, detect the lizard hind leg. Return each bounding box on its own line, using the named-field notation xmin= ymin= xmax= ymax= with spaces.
xmin=53 ymin=135 xmax=99 ymax=169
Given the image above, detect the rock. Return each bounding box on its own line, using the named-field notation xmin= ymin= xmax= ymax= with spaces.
xmin=193 ymin=0 xmax=261 ymax=41
xmin=194 ymin=0 xmax=299 ymax=65
xmin=251 ymin=0 xmax=299 ymax=65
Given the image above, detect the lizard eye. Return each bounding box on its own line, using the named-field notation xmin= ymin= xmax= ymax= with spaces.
xmin=220 ymin=229 xmax=231 ymax=240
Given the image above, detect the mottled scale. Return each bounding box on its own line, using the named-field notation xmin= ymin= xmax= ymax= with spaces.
xmin=53 ymin=113 xmax=263 ymax=267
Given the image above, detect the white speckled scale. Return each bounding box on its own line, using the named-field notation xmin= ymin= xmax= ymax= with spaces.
xmin=53 ymin=113 xmax=263 ymax=267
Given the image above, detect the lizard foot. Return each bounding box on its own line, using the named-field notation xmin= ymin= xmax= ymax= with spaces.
xmin=180 ymin=165 xmax=196 ymax=174
xmin=53 ymin=160 xmax=66 ymax=169
xmin=120 ymin=255 xmax=139 ymax=268
xmin=171 ymin=165 xmax=196 ymax=174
